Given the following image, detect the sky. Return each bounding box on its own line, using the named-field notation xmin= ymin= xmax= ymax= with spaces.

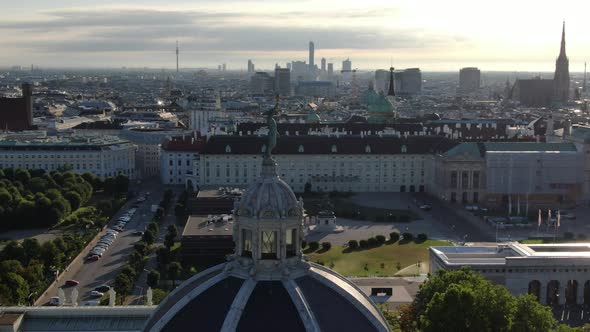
xmin=1 ymin=0 xmax=589 ymax=71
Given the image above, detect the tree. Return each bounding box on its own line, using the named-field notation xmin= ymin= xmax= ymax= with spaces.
xmin=402 ymin=232 xmax=413 ymax=242
xmin=511 ymin=294 xmax=556 ymax=332
xmin=147 ymin=270 xmax=160 ymax=289
xmin=143 ymin=229 xmax=156 ymax=245
xmin=40 ymin=241 xmax=63 ymax=269
xmin=165 ymin=225 xmax=178 ymax=250
xmin=134 ymin=241 xmax=149 ymax=257
xmin=14 ymin=169 xmax=31 ymax=184
xmin=1 ymin=241 xmax=25 ymax=263
xmin=321 ymin=242 xmax=332 ymax=251
xmin=308 ymin=241 xmax=319 ymax=251
xmin=359 ymin=239 xmax=369 ymax=249
xmin=367 ymin=237 xmax=378 ymax=247
xmin=113 ymin=273 xmax=133 ymax=302
xmin=417 ymin=233 xmax=428 ymax=242
xmin=151 ymin=288 xmax=169 ymax=305
xmin=0 ymin=272 xmax=30 ymax=305
xmin=147 ymin=222 xmax=159 ymax=236
xmin=409 ymin=267 xmax=548 ymax=332
xmin=22 ymin=238 xmax=41 ymax=264
xmin=167 ymin=262 xmax=182 ymax=288
xmin=348 ymin=240 xmax=359 ymax=250
xmin=375 ymin=235 xmax=386 ymax=244
xmin=64 ymin=191 xmax=82 ymax=210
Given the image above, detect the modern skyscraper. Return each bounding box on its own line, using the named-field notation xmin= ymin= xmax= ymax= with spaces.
xmin=327 ymin=63 xmax=334 ymax=76
xmin=247 ymin=60 xmax=255 ymax=73
xmin=459 ymin=67 xmax=481 ymax=93
xmin=342 ymin=58 xmax=352 ymax=72
xmin=309 ymin=41 xmax=315 ymax=70
xmin=175 ymin=41 xmax=179 ymax=73
xmin=553 ymin=21 xmax=570 ymax=103
xmin=274 ymin=67 xmax=291 ymax=96
xmin=222 ymin=63 xmax=227 ymax=72
xmin=584 ymin=62 xmax=587 ymax=92
xmin=321 ymin=58 xmax=326 ymax=72
xmin=398 ymin=68 xmax=422 ymax=94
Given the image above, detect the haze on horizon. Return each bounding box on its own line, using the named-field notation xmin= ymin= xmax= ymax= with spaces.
xmin=1 ymin=0 xmax=588 ymax=72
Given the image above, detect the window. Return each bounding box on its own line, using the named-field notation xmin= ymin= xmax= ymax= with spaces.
xmin=298 ymin=145 xmax=304 ymax=153
xmin=169 ymin=160 xmax=173 ymax=166
xmin=401 ymin=145 xmax=407 ymax=153
xmin=365 ymin=145 xmax=371 ymax=153
xmin=331 ymin=145 xmax=337 ymax=153
xmin=242 ymin=229 xmax=252 ymax=258
xmin=261 ymin=231 xmax=277 ymax=259
xmin=286 ymin=229 xmax=297 ymax=258
xmin=450 ymin=171 xmax=458 ymax=188
xmin=225 ymin=145 xmax=232 ymax=153
xmin=473 ymin=171 xmax=480 ymax=189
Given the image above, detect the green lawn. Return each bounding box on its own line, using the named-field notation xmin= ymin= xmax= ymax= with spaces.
xmin=307 ymin=239 xmax=452 ymax=277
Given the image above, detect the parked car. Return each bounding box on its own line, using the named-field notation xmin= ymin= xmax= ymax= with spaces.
xmin=65 ymin=280 xmax=79 ymax=286
xmin=86 ymin=255 xmax=100 ymax=262
xmin=132 ymin=231 xmax=144 ymax=236
xmin=49 ymin=296 xmax=61 ymax=306
xmin=94 ymin=285 xmax=111 ymax=293
xmin=419 ymin=204 xmax=432 ymax=211
xmin=89 ymin=291 xmax=104 ymax=298
xmin=83 ymin=300 xmax=101 ymax=306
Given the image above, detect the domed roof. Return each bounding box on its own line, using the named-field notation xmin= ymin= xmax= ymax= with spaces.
xmin=143 ymin=263 xmax=390 ymax=332
xmin=307 ymin=112 xmax=321 ymax=123
xmin=236 ymin=159 xmax=300 ymax=219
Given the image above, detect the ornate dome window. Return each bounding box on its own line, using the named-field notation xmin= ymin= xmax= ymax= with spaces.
xmin=225 ymin=145 xmax=231 ymax=153
xmin=331 ymin=144 xmax=337 ymax=153
xmin=365 ymin=145 xmax=371 ymax=153
xmin=401 ymin=145 xmax=407 ymax=153
xmin=298 ymin=145 xmax=304 ymax=153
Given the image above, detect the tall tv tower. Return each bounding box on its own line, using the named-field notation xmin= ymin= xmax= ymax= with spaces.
xmin=176 ymin=41 xmax=179 ymax=73
xmin=584 ymin=62 xmax=587 ymax=92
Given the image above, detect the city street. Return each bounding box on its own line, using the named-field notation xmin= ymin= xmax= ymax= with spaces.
xmin=36 ymin=179 xmax=165 ymax=306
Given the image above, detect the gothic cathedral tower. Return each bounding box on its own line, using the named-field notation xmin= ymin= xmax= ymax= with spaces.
xmin=554 ymin=21 xmax=570 ymax=103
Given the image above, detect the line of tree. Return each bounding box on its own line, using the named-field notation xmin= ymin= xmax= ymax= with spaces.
xmin=0 ymin=233 xmax=91 ymax=305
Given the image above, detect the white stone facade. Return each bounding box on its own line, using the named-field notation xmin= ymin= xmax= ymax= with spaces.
xmin=0 ymin=136 xmax=136 ymax=179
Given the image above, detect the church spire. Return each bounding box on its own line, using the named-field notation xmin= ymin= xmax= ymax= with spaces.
xmin=559 ymin=21 xmax=567 ymax=58
xmin=387 ymin=67 xmax=395 ymax=97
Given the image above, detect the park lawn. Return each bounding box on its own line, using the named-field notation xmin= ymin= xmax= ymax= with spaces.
xmin=307 ymin=239 xmax=452 ymax=277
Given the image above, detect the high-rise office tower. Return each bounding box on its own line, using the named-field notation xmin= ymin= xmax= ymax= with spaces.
xmin=459 ymin=67 xmax=481 ymax=93
xmin=342 ymin=58 xmax=352 ymax=72
xmin=327 ymin=63 xmax=334 ymax=76
xmin=309 ymin=41 xmax=315 ymax=70
xmin=321 ymin=58 xmax=326 ymax=72
xmin=175 ymin=41 xmax=179 ymax=73
xmin=399 ymin=68 xmax=422 ymax=94
xmin=387 ymin=67 xmax=395 ymax=97
xmin=247 ymin=60 xmax=255 ymax=73
xmin=553 ymin=21 xmax=570 ymax=103
xmin=274 ymin=67 xmax=291 ymax=96
xmin=222 ymin=63 xmax=227 ymax=72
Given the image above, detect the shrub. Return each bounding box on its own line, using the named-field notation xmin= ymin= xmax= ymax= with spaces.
xmin=578 ymin=233 xmax=587 ymax=240
xmin=375 ymin=235 xmax=386 ymax=244
xmin=348 ymin=240 xmax=359 ymax=250
xmin=308 ymin=241 xmax=319 ymax=251
xmin=301 ymin=240 xmax=307 ymax=249
xmin=367 ymin=237 xmax=378 ymax=247
xmin=321 ymin=242 xmax=332 ymax=251
xmin=563 ymin=232 xmax=575 ymax=240
xmin=402 ymin=232 xmax=413 ymax=241
xmin=389 ymin=232 xmax=400 ymax=243
xmin=359 ymin=239 xmax=369 ymax=249
xmin=417 ymin=233 xmax=428 ymax=242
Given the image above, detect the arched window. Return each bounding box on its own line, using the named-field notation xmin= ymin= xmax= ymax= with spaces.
xmin=225 ymin=145 xmax=231 ymax=153
xmin=331 ymin=144 xmax=337 ymax=153
xmin=298 ymin=145 xmax=305 ymax=153
xmin=261 ymin=145 xmax=267 ymax=153
xmin=365 ymin=145 xmax=371 ymax=153
xmin=401 ymin=145 xmax=407 ymax=153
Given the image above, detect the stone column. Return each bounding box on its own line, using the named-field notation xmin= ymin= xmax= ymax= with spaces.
xmin=577 ymin=281 xmax=584 ymax=305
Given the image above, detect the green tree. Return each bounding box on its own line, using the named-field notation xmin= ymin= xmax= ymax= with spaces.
xmin=40 ymin=241 xmax=64 ymax=270
xmin=14 ymin=168 xmax=31 ymax=184
xmin=164 ymin=225 xmax=177 ymax=250
xmin=0 ymin=272 xmax=30 ymax=305
xmin=113 ymin=273 xmax=133 ymax=303
xmin=151 ymin=288 xmax=169 ymax=305
xmin=142 ymin=229 xmax=156 ymax=245
xmin=147 ymin=270 xmax=160 ymax=289
xmin=134 ymin=241 xmax=149 ymax=257
xmin=511 ymin=294 xmax=556 ymax=332
xmin=167 ymin=262 xmax=182 ymax=288
xmin=64 ymin=191 xmax=82 ymax=210
xmin=22 ymin=238 xmax=41 ymax=264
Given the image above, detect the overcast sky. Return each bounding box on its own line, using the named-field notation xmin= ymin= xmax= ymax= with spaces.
xmin=1 ymin=0 xmax=588 ymax=71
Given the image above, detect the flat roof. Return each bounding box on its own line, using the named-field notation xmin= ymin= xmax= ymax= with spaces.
xmin=197 ymin=187 xmax=245 ymax=199
xmin=183 ymin=215 xmax=234 ymax=237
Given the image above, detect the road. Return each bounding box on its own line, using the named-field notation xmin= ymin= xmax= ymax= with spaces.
xmin=37 ymin=179 xmax=165 ymax=306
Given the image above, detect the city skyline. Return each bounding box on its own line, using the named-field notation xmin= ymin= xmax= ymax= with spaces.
xmin=1 ymin=0 xmax=589 ymax=71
